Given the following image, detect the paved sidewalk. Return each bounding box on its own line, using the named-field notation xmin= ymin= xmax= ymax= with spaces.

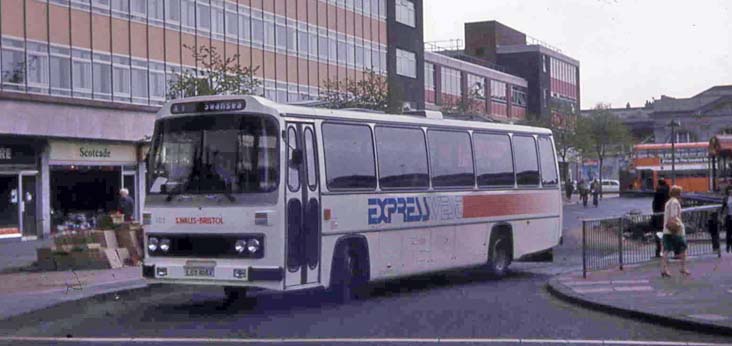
xmin=548 ymin=255 xmax=732 ymax=336
xmin=0 ymin=266 xmax=145 ymax=320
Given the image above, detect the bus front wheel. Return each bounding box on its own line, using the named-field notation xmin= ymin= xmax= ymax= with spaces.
xmin=487 ymin=233 xmax=512 ymax=277
xmin=330 ymin=245 xmax=366 ymax=302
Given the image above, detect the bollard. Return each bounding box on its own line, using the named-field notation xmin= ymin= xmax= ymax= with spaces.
xmin=582 ymin=220 xmax=587 ymax=279
xmin=618 ymin=217 xmax=624 ymax=271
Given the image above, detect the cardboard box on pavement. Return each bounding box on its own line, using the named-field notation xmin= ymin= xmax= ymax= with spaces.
xmin=103 ymin=248 xmax=124 ymax=269
xmin=92 ymin=230 xmax=118 ymax=249
xmin=116 ymin=228 xmax=143 ymax=261
xmin=116 ymin=247 xmax=131 ymax=265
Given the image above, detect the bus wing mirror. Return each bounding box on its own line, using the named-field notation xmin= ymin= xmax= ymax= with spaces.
xmin=290 ymin=149 xmax=303 ymax=166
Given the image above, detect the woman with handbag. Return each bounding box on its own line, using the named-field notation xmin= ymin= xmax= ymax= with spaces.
xmin=660 ymin=185 xmax=689 ymax=277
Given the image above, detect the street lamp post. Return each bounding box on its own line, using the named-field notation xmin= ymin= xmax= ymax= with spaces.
xmin=668 ymin=119 xmax=680 ymax=185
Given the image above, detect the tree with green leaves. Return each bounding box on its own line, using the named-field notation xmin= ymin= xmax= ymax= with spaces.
xmin=321 ymin=70 xmax=389 ymax=112
xmin=439 ymin=86 xmax=485 ymax=116
xmin=575 ymin=104 xmax=632 ymax=198
xmin=167 ymin=44 xmax=261 ymax=99
xmin=525 ymin=114 xmax=579 ymax=184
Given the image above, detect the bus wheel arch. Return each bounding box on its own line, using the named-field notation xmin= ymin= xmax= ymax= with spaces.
xmin=329 ymin=235 xmax=370 ymax=301
xmin=487 ymin=224 xmax=514 ymax=277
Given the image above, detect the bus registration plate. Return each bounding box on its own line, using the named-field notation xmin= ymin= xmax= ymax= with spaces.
xmin=184 ymin=267 xmax=214 ymax=277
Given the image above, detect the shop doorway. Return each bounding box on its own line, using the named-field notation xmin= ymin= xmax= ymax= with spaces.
xmin=0 ymin=172 xmax=38 ymax=238
xmin=50 ymin=166 xmax=121 ymax=231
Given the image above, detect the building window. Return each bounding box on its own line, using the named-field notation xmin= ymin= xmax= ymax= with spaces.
xmin=337 ymin=33 xmax=347 ymax=64
xmin=181 ymin=0 xmax=195 ymax=32
xmin=71 ymin=0 xmax=91 ymax=11
xmin=512 ymin=87 xmax=527 ymax=107
xmin=164 ymin=0 xmax=180 ymax=25
xmin=275 ymin=17 xmax=287 ymax=52
xmin=347 ymin=37 xmax=355 ymax=68
xmin=149 ymin=61 xmax=166 ymax=103
xmin=92 ymin=53 xmax=112 ymax=100
xmin=287 ymin=21 xmax=297 ymax=54
xmin=317 ymin=29 xmax=328 ymax=61
xmin=490 ymin=80 xmax=507 ymax=102
xmin=328 ymin=31 xmax=337 ymax=63
xmin=111 ymin=0 xmax=130 ymax=19
xmin=239 ymin=6 xmax=251 ymax=43
xmin=71 ymin=48 xmax=92 ymax=98
xmin=211 ymin=0 xmax=225 ymax=40
xmin=440 ymin=66 xmax=461 ymax=96
xmin=297 ymin=24 xmax=309 ymax=59
xmin=112 ymin=55 xmax=131 ymax=102
xmin=26 ymin=42 xmax=49 ymax=93
xmin=148 ymin=0 xmax=164 ymax=26
xmin=197 ymin=0 xmax=211 ymax=33
xmin=395 ymin=0 xmax=415 ymax=27
xmin=264 ymin=13 xmax=275 ymax=50
xmin=50 ymin=46 xmax=71 ymax=96
xmin=131 ymin=59 xmax=148 ymax=104
xmin=1 ymin=38 xmax=25 ymax=90
xmin=396 ymin=48 xmax=416 ymax=78
xmin=467 ymin=74 xmax=485 ymax=99
xmin=308 ymin=25 xmax=318 ymax=59
xmin=92 ymin=0 xmax=110 ymax=14
xmin=225 ymin=2 xmax=238 ymax=41
xmin=130 ymin=0 xmax=146 ymax=21
xmin=251 ymin=10 xmax=263 ymax=45
xmin=322 ymin=123 xmax=376 ymax=190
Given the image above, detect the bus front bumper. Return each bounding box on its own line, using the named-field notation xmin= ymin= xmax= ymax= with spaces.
xmin=142 ymin=263 xmax=283 ymax=284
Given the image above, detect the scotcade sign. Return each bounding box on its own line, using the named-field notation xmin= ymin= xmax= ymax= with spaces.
xmin=50 ymin=141 xmax=136 ymax=163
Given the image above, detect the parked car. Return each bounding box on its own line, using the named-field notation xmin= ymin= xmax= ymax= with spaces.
xmin=601 ymin=179 xmax=620 ymax=193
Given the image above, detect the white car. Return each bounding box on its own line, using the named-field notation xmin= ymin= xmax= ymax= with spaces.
xmin=601 ymin=179 xmax=620 ymax=193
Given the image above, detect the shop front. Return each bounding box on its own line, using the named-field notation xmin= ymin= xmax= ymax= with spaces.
xmin=49 ymin=140 xmax=143 ymax=233
xmin=0 ymin=137 xmax=42 ymax=239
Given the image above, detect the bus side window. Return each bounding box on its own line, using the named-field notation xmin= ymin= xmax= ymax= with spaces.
xmin=474 ymin=133 xmax=514 ymax=187
xmin=512 ymin=135 xmax=540 ymax=186
xmin=304 ymin=128 xmax=317 ymax=191
xmin=287 ymin=127 xmax=300 ymax=191
xmin=538 ymin=136 xmax=558 ymax=186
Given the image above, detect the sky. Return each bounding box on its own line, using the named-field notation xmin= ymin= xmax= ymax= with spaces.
xmin=423 ymin=0 xmax=732 ymax=110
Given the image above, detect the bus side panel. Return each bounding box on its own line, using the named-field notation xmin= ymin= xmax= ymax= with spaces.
xmin=511 ymin=217 xmax=560 ymax=259
xmin=453 ymin=223 xmax=490 ymax=267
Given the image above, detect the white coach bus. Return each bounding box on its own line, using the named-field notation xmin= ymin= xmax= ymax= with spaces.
xmin=142 ymin=95 xmax=562 ymax=301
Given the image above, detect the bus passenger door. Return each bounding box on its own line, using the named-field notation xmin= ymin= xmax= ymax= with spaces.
xmin=285 ymin=122 xmax=321 ymax=287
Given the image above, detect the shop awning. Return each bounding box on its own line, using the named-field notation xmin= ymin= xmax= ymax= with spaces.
xmin=709 ymin=135 xmax=732 ymax=157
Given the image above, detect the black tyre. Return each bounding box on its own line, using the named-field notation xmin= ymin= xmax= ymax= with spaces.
xmin=487 ymin=234 xmax=512 ymax=277
xmin=329 ymin=245 xmax=366 ymax=302
xmin=223 ymin=287 xmax=253 ymax=306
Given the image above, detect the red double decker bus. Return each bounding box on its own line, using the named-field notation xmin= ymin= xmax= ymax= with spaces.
xmin=627 ymin=142 xmax=710 ymax=192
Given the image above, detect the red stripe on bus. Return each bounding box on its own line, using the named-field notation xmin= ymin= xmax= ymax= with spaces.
xmin=462 ymin=194 xmax=555 ymax=218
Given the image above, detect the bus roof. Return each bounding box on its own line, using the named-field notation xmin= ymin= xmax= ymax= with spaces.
xmin=157 ymin=95 xmax=553 ymax=135
xmin=633 ymin=142 xmax=708 ymax=151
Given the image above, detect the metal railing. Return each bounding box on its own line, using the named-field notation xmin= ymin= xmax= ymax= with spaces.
xmin=581 ymin=204 xmax=723 ymax=278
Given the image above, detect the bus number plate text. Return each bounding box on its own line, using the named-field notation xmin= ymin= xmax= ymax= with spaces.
xmin=184 ymin=267 xmax=215 ymax=277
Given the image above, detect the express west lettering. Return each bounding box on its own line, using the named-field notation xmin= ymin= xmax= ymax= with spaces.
xmin=175 ymin=217 xmax=224 ymax=225
xmin=368 ymin=197 xmax=430 ymax=225
xmin=79 ymin=147 xmax=111 ymax=158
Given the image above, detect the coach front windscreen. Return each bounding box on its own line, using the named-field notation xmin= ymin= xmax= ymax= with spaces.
xmin=147 ymin=114 xmax=279 ymax=197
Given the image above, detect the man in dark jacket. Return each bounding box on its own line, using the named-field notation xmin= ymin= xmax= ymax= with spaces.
xmin=651 ymin=179 xmax=670 ymax=257
xmin=118 ymin=188 xmax=135 ymax=222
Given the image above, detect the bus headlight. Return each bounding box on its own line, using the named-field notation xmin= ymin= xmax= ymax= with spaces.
xmin=234 ymin=240 xmax=247 ymax=254
xmin=247 ymin=239 xmax=261 ymax=254
xmin=147 ymin=237 xmax=159 ymax=252
xmin=159 ymin=238 xmax=171 ymax=252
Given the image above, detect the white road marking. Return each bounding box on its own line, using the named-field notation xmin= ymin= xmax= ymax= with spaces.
xmin=613 ymin=285 xmax=654 ymax=292
xmin=611 ymin=280 xmax=650 ymax=284
xmin=0 ymin=337 xmax=728 ymax=345
xmin=572 ymin=287 xmax=614 ymax=294
xmin=687 ymin=314 xmax=728 ymax=321
xmin=564 ymin=280 xmax=613 ymax=286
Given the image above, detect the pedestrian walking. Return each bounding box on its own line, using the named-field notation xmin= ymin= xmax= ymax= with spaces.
xmin=720 ymin=186 xmax=732 ymax=253
xmin=578 ymin=179 xmax=589 ymax=207
xmin=117 ymin=188 xmax=135 ymax=222
xmin=591 ymin=179 xmax=600 ymax=207
xmin=651 ymin=179 xmax=670 ymax=257
xmin=660 ymin=185 xmax=690 ymax=277
xmin=565 ymin=180 xmax=574 ymax=201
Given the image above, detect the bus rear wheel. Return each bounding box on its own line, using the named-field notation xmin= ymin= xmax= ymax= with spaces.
xmin=487 ymin=234 xmax=512 ymax=277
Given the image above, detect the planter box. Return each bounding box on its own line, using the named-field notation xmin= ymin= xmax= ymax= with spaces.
xmin=92 ymin=230 xmax=118 ymax=249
